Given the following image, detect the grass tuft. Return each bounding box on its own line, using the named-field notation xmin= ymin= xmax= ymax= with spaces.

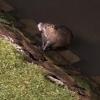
xmin=0 ymin=38 xmax=78 ymax=100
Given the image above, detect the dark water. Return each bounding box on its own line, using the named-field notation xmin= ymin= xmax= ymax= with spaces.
xmin=7 ymin=0 xmax=100 ymax=75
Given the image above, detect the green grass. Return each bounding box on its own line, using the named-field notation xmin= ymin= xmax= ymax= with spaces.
xmin=0 ymin=38 xmax=78 ymax=100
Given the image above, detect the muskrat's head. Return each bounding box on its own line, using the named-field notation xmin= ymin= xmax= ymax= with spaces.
xmin=37 ymin=22 xmax=55 ymax=32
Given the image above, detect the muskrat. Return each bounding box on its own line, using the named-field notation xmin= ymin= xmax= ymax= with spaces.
xmin=37 ymin=22 xmax=73 ymax=51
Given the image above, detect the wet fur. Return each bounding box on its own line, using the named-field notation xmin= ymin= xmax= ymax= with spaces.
xmin=37 ymin=22 xmax=73 ymax=51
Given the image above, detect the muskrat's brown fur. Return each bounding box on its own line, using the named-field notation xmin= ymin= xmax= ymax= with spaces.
xmin=37 ymin=22 xmax=73 ymax=51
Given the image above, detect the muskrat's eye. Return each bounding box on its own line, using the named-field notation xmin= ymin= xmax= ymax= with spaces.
xmin=49 ymin=25 xmax=55 ymax=29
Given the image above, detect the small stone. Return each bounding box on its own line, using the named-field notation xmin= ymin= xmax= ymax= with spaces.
xmin=20 ymin=19 xmax=39 ymax=35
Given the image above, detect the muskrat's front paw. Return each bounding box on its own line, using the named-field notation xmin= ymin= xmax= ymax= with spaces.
xmin=42 ymin=47 xmax=47 ymax=52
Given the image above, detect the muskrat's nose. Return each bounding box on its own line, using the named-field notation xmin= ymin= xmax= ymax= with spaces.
xmin=37 ymin=22 xmax=43 ymax=31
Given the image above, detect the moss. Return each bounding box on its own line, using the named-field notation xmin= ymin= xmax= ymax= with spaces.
xmin=0 ymin=13 xmax=16 ymax=25
xmin=74 ymin=76 xmax=91 ymax=91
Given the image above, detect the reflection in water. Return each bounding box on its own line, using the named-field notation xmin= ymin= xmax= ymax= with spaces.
xmin=72 ymin=37 xmax=100 ymax=75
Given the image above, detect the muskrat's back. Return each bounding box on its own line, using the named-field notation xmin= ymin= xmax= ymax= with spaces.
xmin=46 ymin=24 xmax=73 ymax=48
